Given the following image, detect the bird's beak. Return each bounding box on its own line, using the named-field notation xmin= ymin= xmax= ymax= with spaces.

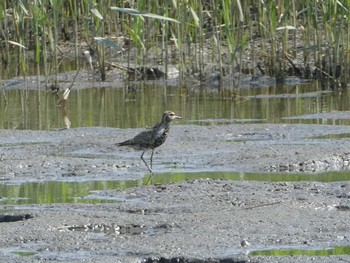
xmin=175 ymin=115 xmax=182 ymax=119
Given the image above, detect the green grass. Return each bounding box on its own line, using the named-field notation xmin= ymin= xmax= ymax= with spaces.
xmin=1 ymin=1 xmax=350 ymax=88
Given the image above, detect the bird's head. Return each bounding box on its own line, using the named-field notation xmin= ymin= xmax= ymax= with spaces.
xmin=163 ymin=111 xmax=182 ymax=123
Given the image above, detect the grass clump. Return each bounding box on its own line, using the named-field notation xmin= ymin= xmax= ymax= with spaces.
xmin=0 ymin=0 xmax=350 ymax=89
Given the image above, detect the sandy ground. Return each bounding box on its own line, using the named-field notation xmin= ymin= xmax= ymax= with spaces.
xmin=0 ymin=123 xmax=350 ymax=262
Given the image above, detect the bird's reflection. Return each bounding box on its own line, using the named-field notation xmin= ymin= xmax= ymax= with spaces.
xmin=58 ymin=89 xmax=71 ymax=129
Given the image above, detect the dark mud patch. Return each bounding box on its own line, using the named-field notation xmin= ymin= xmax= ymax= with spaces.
xmin=1 ymin=64 xmax=310 ymax=93
xmin=0 ymin=213 xmax=33 ymax=223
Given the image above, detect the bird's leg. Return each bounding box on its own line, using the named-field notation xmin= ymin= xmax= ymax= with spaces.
xmin=141 ymin=151 xmax=154 ymax=176
xmin=145 ymin=174 xmax=153 ymax=185
xmin=150 ymin=149 xmax=154 ymax=169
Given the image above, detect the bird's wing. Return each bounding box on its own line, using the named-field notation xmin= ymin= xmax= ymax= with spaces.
xmin=132 ymin=129 xmax=155 ymax=144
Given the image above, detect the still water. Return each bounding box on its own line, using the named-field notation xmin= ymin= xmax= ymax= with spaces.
xmin=1 ymin=81 xmax=350 ymax=130
xmin=1 ymin=171 xmax=350 ymax=205
xmin=248 ymin=245 xmax=350 ymax=256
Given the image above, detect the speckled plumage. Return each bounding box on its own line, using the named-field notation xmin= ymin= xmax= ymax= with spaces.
xmin=118 ymin=111 xmax=182 ymax=175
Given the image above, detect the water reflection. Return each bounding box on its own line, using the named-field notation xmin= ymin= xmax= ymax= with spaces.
xmin=59 ymin=99 xmax=71 ymax=129
xmin=0 ymin=171 xmax=349 ymax=205
xmin=249 ymin=245 xmax=350 ymax=256
xmin=0 ymin=82 xmax=350 ymax=130
xmin=0 ymin=179 xmax=143 ymax=205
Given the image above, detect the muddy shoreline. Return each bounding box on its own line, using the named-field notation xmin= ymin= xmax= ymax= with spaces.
xmin=0 ymin=123 xmax=350 ymax=262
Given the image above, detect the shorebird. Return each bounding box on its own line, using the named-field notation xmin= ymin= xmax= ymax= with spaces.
xmin=117 ymin=111 xmax=182 ymax=176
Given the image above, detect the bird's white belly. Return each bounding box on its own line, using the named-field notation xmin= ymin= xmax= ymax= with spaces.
xmin=156 ymin=128 xmax=165 ymax=137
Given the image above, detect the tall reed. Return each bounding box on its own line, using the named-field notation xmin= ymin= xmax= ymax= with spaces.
xmin=1 ymin=0 xmax=350 ymax=89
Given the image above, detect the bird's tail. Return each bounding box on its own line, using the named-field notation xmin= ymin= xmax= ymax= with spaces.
xmin=117 ymin=140 xmax=129 ymax=146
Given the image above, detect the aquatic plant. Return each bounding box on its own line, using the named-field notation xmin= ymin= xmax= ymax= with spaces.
xmin=0 ymin=0 xmax=350 ymax=89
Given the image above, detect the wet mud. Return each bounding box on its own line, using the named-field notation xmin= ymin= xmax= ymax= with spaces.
xmin=0 ymin=123 xmax=350 ymax=262
xmin=1 ymin=6 xmax=350 ymax=261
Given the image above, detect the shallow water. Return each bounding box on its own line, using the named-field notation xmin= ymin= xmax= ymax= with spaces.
xmin=216 ymin=245 xmax=350 ymax=257
xmin=248 ymin=245 xmax=350 ymax=257
xmin=1 ymin=171 xmax=349 ymax=206
xmin=0 ymin=179 xmax=141 ymax=205
xmin=1 ymin=80 xmax=350 ymax=130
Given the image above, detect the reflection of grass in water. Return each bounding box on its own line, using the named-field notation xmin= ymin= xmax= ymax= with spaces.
xmin=311 ymin=133 xmax=350 ymax=140
xmin=12 ymin=251 xmax=37 ymax=257
xmin=1 ymin=170 xmax=349 ymax=206
xmin=0 ymin=179 xmax=143 ymax=205
xmin=249 ymin=246 xmax=350 ymax=256
xmin=152 ymin=171 xmax=350 ymax=185
xmin=3 ymin=83 xmax=350 ymax=130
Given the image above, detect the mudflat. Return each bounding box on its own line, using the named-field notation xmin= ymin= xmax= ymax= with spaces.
xmin=0 ymin=123 xmax=350 ymax=262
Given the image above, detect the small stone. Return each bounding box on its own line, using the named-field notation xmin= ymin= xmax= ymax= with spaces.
xmin=240 ymin=240 xmax=251 ymax=247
